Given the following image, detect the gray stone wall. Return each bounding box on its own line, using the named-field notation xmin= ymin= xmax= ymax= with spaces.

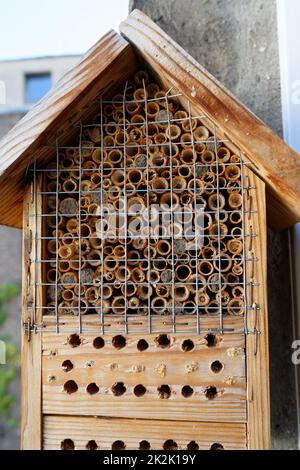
xmin=130 ymin=0 xmax=297 ymax=449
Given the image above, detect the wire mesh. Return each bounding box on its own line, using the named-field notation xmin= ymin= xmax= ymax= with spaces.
xmin=28 ymin=70 xmax=259 ymax=335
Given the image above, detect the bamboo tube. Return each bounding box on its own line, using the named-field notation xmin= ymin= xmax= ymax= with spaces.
xmin=209 ymin=222 xmax=228 ymax=238
xmin=208 ymin=193 xmax=226 ymax=211
xmin=180 ymin=132 xmax=192 ymax=148
xmin=197 ymin=290 xmax=210 ymax=307
xmin=227 ymin=298 xmax=244 ymax=315
xmin=198 ymin=260 xmax=214 ymax=277
xmin=182 ymin=301 xmax=196 ymax=315
xmin=160 ymin=192 xmax=180 ymax=210
xmin=127 ymin=169 xmax=143 ymax=185
xmin=180 ymin=148 xmax=195 ymax=165
xmin=228 ymin=192 xmax=242 ymax=209
xmin=231 ymin=227 xmax=243 ymax=237
xmin=112 ymin=296 xmax=126 ymax=314
xmin=195 ymin=142 xmax=206 ymax=157
xmin=72 ymin=298 xmax=88 ymax=315
xmin=139 ymin=260 xmax=149 ymax=271
xmin=217 ymin=147 xmax=231 ymax=163
xmin=225 ymin=164 xmax=241 ymax=182
xmin=154 ymin=132 xmax=167 ymax=145
xmin=206 ymin=300 xmax=220 ymax=315
xmin=137 ymin=285 xmax=152 ymax=300
xmin=81 ymin=141 xmax=94 ymax=159
xmin=166 ymin=124 xmax=181 ymax=141
xmin=227 ymin=238 xmax=243 ymax=255
xmin=133 ymin=88 xmax=146 ymax=101
xmin=174 ymin=285 xmax=189 ymax=302
xmin=147 ymin=82 xmax=160 ymax=98
xmin=161 ymin=143 xmax=179 ymax=159
xmin=146 ymin=101 xmax=160 ymax=118
xmin=201 ymin=171 xmax=215 ymax=184
xmin=148 ymin=269 xmax=160 ymax=283
xmin=85 ymin=287 xmax=99 ymax=304
xmin=230 ymin=211 xmax=242 ymax=225
xmin=126 ymin=101 xmax=141 ymax=116
xmin=230 ymin=154 xmax=241 ymax=163
xmin=111 ymin=170 xmax=125 ymax=186
xmin=132 ymin=238 xmax=147 ymax=251
xmin=88 ymin=249 xmax=101 ymax=267
xmin=232 ymin=263 xmax=243 ymax=276
xmin=172 ymin=176 xmax=187 ymax=190
xmin=74 ymin=284 xmax=86 ymax=298
xmin=175 ymin=264 xmax=192 ymax=282
xmin=151 ymin=177 xmax=168 ymax=191
xmin=104 ymin=271 xmax=115 ymax=281
xmin=46 ymin=162 xmax=58 ymax=180
xmin=227 ymin=272 xmax=239 ymax=285
xmin=47 ymin=268 xmax=59 ymax=283
xmin=180 ymin=192 xmax=192 ymax=205
xmin=201 ymin=151 xmax=215 ymax=164
xmin=232 ymin=286 xmax=244 ymax=298
xmin=58 ymin=301 xmax=73 ymax=315
xmin=131 ymin=267 xmax=145 ymax=283
xmin=220 ymin=290 xmax=230 ymax=306
xmin=46 ymin=212 xmax=64 ymax=229
xmin=174 ymin=110 xmax=188 ymax=121
xmin=151 ymin=296 xmax=168 ymax=314
xmin=113 ymin=244 xmax=126 ymax=258
xmin=182 ymin=117 xmax=197 ymax=133
xmin=213 ymin=252 xmax=232 ymax=273
xmin=155 ymin=285 xmax=169 ymax=298
xmin=116 ymin=266 xmax=130 ymax=282
xmin=194 ymin=126 xmax=210 ymax=141
xmin=62 ymin=178 xmax=77 ymax=193
xmin=128 ymin=297 xmax=140 ymax=308
xmin=104 ymin=257 xmax=119 ymax=272
xmin=128 ymin=196 xmax=145 ymax=212
xmin=156 ymin=240 xmax=171 ymax=256
xmin=58 ymin=244 xmax=75 ymax=259
xmin=94 ymin=299 xmax=111 ymax=315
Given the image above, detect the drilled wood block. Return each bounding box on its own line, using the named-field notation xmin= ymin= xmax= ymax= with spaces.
xmin=43 ymin=415 xmax=247 ymax=450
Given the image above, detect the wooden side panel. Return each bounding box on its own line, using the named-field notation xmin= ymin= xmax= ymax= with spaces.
xmin=120 ymin=9 xmax=300 ymax=230
xmin=21 ymin=177 xmax=43 ymax=449
xmin=43 ymin=415 xmax=247 ymax=450
xmin=42 ymin=331 xmax=246 ymax=422
xmin=244 ymin=167 xmax=271 ymax=449
xmin=0 ymin=31 xmax=138 ymax=229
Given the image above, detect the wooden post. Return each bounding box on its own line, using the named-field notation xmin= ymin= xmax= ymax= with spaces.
xmin=21 ymin=177 xmax=43 ymax=449
xmin=244 ymin=167 xmax=271 ymax=449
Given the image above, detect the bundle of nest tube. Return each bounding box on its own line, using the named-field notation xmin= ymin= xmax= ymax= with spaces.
xmin=45 ymin=70 xmax=244 ymax=318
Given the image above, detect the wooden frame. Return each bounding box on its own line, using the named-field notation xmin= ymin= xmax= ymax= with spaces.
xmin=21 ymin=178 xmax=43 ymax=449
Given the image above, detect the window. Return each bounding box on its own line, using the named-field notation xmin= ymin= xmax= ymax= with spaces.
xmin=25 ymin=73 xmax=52 ymax=103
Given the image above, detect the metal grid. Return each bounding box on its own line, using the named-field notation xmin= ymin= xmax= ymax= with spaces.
xmin=28 ymin=70 xmax=260 ymax=335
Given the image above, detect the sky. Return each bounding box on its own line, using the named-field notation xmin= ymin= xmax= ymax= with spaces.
xmin=0 ymin=0 xmax=129 ymax=60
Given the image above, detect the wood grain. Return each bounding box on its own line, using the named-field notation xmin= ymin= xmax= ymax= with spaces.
xmin=0 ymin=31 xmax=138 ymax=228
xmin=120 ymin=9 xmax=300 ymax=230
xmin=43 ymin=415 xmax=247 ymax=450
xmin=244 ymin=167 xmax=271 ymax=449
xmin=21 ymin=178 xmax=43 ymax=449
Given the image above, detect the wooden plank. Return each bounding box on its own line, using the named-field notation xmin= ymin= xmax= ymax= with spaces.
xmin=244 ymin=167 xmax=271 ymax=449
xmin=43 ymin=415 xmax=247 ymax=450
xmin=120 ymin=9 xmax=300 ymax=230
xmin=21 ymin=177 xmax=43 ymax=449
xmin=42 ymin=332 xmax=245 ymax=388
xmin=0 ymin=31 xmax=138 ymax=229
xmin=41 ymin=313 xmax=246 ymax=334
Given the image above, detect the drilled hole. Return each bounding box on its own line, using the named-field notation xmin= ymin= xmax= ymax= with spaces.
xmin=210 ymin=360 xmax=224 ymax=374
xmin=137 ymin=339 xmax=149 ymax=351
xmin=181 ymin=339 xmax=194 ymax=352
xmin=112 ymin=334 xmax=126 ymax=349
xmin=187 ymin=441 xmax=199 ymax=450
xmin=210 ymin=443 xmax=224 ymax=450
xmin=86 ymin=440 xmax=98 ymax=450
xmin=155 ymin=334 xmax=171 ymax=349
xmin=158 ymin=384 xmax=171 ymax=399
xmin=205 ymin=333 xmax=217 ymax=347
xmin=62 ymin=359 xmax=73 ymax=372
xmin=112 ymin=440 xmax=126 ymax=450
xmin=181 ymin=385 xmax=194 ymax=398
xmin=112 ymin=381 xmax=126 ymax=396
xmin=86 ymin=382 xmax=99 ymax=395
xmin=68 ymin=333 xmax=81 ymax=348
xmin=64 ymin=380 xmax=78 ymax=394
xmin=163 ymin=439 xmax=178 ymax=450
xmin=139 ymin=440 xmax=151 ymax=450
xmin=93 ymin=336 xmax=105 ymax=349
xmin=205 ymin=386 xmax=217 ymax=400
xmin=134 ymin=384 xmax=146 ymax=397
xmin=61 ymin=438 xmax=74 ymax=450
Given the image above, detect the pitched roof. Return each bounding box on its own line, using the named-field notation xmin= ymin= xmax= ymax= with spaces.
xmin=0 ymin=9 xmax=299 ymax=230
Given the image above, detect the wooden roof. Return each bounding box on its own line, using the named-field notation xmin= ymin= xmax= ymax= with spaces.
xmin=0 ymin=9 xmax=299 ymax=230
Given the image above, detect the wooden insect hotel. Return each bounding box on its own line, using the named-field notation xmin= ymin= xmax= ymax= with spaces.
xmin=0 ymin=10 xmax=300 ymax=451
